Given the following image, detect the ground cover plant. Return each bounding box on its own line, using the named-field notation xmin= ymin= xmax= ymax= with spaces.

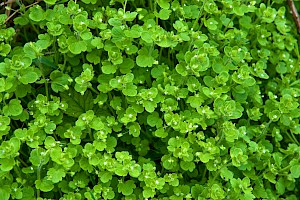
xmin=1 ymin=0 xmax=300 ymax=199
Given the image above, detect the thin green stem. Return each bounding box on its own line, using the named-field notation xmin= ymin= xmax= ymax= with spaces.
xmin=20 ymin=97 xmax=29 ymax=106
xmin=294 ymin=41 xmax=300 ymax=58
xmin=121 ymin=93 xmax=128 ymax=108
xmin=18 ymin=157 xmax=28 ymax=167
xmin=13 ymin=120 xmax=19 ymax=129
xmin=13 ymin=166 xmax=23 ymax=179
xmin=23 ymin=28 xmax=29 ymax=41
xmin=10 ymin=122 xmax=17 ymax=131
xmin=290 ymin=132 xmax=300 ymax=145
xmin=154 ymin=1 xmax=158 ymax=24
xmin=210 ymin=163 xmax=232 ymax=184
xmin=201 ymin=167 xmax=207 ymax=183
xmin=192 ymin=5 xmax=204 ymax=31
xmin=149 ymin=0 xmax=153 ymax=13
xmin=198 ymin=13 xmax=207 ymax=31
xmin=62 ymin=54 xmax=67 ymax=72
xmin=81 ymin=53 xmax=86 ymax=63
xmin=257 ymin=119 xmax=272 ymax=139
xmin=290 ymin=79 xmax=300 ymax=86
xmin=89 ymin=86 xmax=100 ymax=95
xmin=159 ymin=47 xmax=163 ymax=63
xmin=123 ymin=0 xmax=127 ymax=12
xmin=19 ymin=149 xmax=28 ymax=158
xmin=106 ymin=103 xmax=116 ymax=117
xmin=216 ymin=118 xmax=225 ymax=145
xmin=37 ymin=166 xmax=41 ymax=198
xmin=45 ymin=79 xmax=49 ymax=100
xmin=278 ymin=164 xmax=293 ymax=173
xmin=188 ymin=38 xmax=194 ymax=52
xmin=286 ymin=131 xmax=300 ymax=146
xmin=88 ymin=128 xmax=93 ymax=140
xmin=223 ymin=15 xmax=236 ymax=33
xmin=53 ymin=37 xmax=59 ymax=65
xmin=108 ymin=92 xmax=113 ymax=101
xmin=29 ymin=22 xmax=40 ymax=35
xmin=179 ymin=99 xmax=185 ymax=111
xmin=38 ymin=59 xmax=50 ymax=100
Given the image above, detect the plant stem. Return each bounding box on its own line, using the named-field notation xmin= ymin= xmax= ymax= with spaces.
xmin=30 ymin=21 xmax=40 ymax=35
xmin=88 ymin=128 xmax=93 ymax=140
xmin=290 ymin=132 xmax=300 ymax=145
xmin=45 ymin=78 xmax=49 ymax=100
xmin=38 ymin=59 xmax=50 ymax=100
xmin=286 ymin=131 xmax=300 ymax=146
xmin=223 ymin=15 xmax=236 ymax=33
xmin=123 ymin=0 xmax=127 ymax=12
xmin=201 ymin=167 xmax=207 ymax=183
xmin=61 ymin=54 xmax=67 ymax=72
xmin=53 ymin=37 xmax=59 ymax=65
xmin=89 ymin=86 xmax=100 ymax=95
xmin=13 ymin=165 xmax=23 ymax=180
xmin=37 ymin=165 xmax=41 ymax=198
xmin=288 ymin=0 xmax=300 ymax=33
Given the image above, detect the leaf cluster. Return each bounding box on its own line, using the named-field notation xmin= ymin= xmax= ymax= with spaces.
xmin=1 ymin=0 xmax=300 ymax=199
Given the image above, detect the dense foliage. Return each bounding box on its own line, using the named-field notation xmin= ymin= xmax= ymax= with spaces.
xmin=1 ymin=0 xmax=300 ymax=199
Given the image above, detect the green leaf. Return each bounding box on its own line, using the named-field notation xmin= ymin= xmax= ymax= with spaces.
xmin=44 ymin=136 xmax=56 ymax=149
xmin=106 ymin=136 xmax=117 ymax=153
xmin=220 ymin=167 xmax=234 ymax=181
xmin=157 ymin=0 xmax=170 ymax=9
xmin=69 ymin=41 xmax=87 ymax=55
xmin=118 ymin=180 xmax=136 ymax=196
xmin=128 ymin=122 xmax=141 ymax=137
xmin=119 ymin=58 xmax=134 ymax=74
xmin=143 ymin=101 xmax=157 ymax=113
xmin=0 ymin=78 xmax=5 ymax=92
xmin=129 ymin=164 xmax=142 ymax=177
xmin=205 ymin=18 xmax=218 ymax=30
xmin=122 ymin=84 xmax=137 ymax=97
xmin=35 ymin=178 xmax=54 ymax=192
xmin=123 ymin=12 xmax=138 ymax=21
xmin=18 ymin=68 xmax=40 ymax=84
xmin=147 ymin=111 xmax=163 ymax=128
xmin=29 ymin=5 xmax=45 ymax=22
xmin=0 ymin=185 xmax=10 ymax=200
xmin=141 ymin=31 xmax=153 ymax=43
xmin=275 ymin=177 xmax=285 ymax=195
xmin=99 ymin=171 xmax=113 ymax=183
xmin=154 ymin=127 xmax=168 ymax=138
xmin=0 ymin=158 xmax=14 ymax=171
xmin=290 ymin=164 xmax=300 ymax=178
xmin=60 ymin=88 xmax=94 ymax=118
xmin=156 ymin=9 xmax=172 ymax=20
xmin=90 ymin=117 xmax=104 ymax=130
xmin=183 ymin=5 xmax=200 ymax=19
xmin=44 ymin=0 xmax=57 ymax=5
xmin=50 ymin=70 xmax=72 ymax=93
xmin=29 ymin=148 xmax=49 ymax=166
xmin=3 ymin=99 xmax=23 ymax=116
xmin=80 ymin=30 xmax=93 ymax=40
xmin=136 ymin=47 xmax=155 ymax=67
xmin=91 ymin=37 xmax=104 ymax=49
xmin=86 ymin=50 xmax=101 ymax=65
xmin=143 ymin=187 xmax=155 ymax=198
xmin=263 ymin=171 xmax=276 ymax=183
xmin=47 ymin=167 xmax=66 ymax=183
xmin=199 ymin=152 xmax=213 ymax=163
xmin=180 ymin=160 xmax=195 ymax=172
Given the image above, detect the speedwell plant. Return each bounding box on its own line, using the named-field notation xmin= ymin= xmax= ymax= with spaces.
xmin=0 ymin=0 xmax=300 ymax=199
